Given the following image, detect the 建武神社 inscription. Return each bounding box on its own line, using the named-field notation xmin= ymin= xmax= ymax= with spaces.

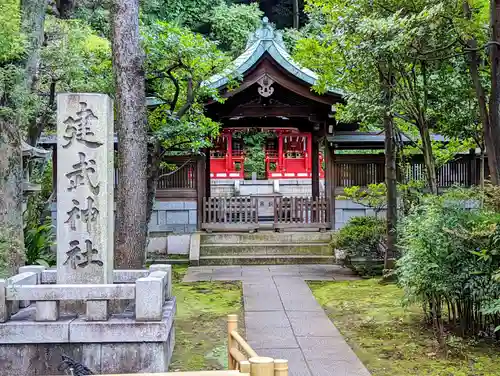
xmin=56 ymin=94 xmax=114 ymax=285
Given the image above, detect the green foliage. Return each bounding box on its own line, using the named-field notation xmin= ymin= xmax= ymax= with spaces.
xmin=42 ymin=16 xmax=113 ymax=93
xmin=24 ymin=218 xmax=55 ymax=267
xmin=143 ymin=21 xmax=230 ymax=154
xmin=0 ymin=226 xmax=25 ymax=279
xmin=295 ymin=0 xmax=483 ymax=189
xmin=310 ymin=279 xmax=500 ymax=375
xmin=234 ymin=130 xmax=271 ymax=179
xmin=339 ymin=184 xmax=387 ymax=216
xmin=0 ymin=0 xmax=30 ymax=123
xmin=0 ymin=0 xmax=24 ymax=64
xmin=398 ymin=190 xmax=500 ymax=341
xmin=332 ymin=216 xmax=386 ymax=275
xmin=210 ymin=2 xmax=263 ymax=56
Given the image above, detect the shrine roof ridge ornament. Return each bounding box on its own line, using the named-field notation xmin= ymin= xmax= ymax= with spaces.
xmin=203 ymin=17 xmax=344 ymax=96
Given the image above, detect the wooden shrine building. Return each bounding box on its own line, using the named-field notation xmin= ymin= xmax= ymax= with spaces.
xmin=198 ymin=17 xmax=342 ymax=231
xmin=40 ymin=18 xmax=484 ymax=235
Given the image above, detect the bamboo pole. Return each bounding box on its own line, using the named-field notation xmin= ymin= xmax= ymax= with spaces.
xmin=227 ymin=314 xmax=238 ymax=370
xmin=231 ymin=330 xmax=258 ymax=358
xmin=274 ymin=359 xmax=288 ymax=376
xmin=249 ymin=357 xmax=274 ymax=376
xmin=240 ymin=360 xmax=251 ymax=374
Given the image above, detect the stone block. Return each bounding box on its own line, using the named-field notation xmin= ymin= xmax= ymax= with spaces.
xmin=69 ymin=301 xmax=175 ymax=343
xmin=135 ymin=277 xmax=164 ymax=321
xmin=188 ymin=209 xmax=197 ymax=224
xmin=166 ymin=210 xmax=189 ymax=225
xmin=162 ymin=201 xmax=185 ymax=210
xmin=189 ymin=233 xmax=201 ymax=266
xmin=18 ymin=266 xmax=46 ymax=308
xmin=149 ymin=265 xmax=172 ymax=300
xmin=41 ymin=269 xmax=57 ymax=284
xmin=100 ymin=342 xmax=169 ymax=373
xmin=184 ymin=201 xmax=196 ymax=210
xmin=167 ymin=234 xmax=190 ymax=255
xmin=7 ymin=272 xmax=37 ymax=314
xmin=36 ymin=301 xmax=59 ymax=321
xmin=113 ymin=270 xmax=148 ymax=284
xmin=0 ymin=318 xmax=72 ymax=344
xmin=186 ymin=224 xmax=197 ymax=233
xmin=6 ymin=284 xmax=135 ymax=301
xmin=18 ymin=265 xmax=46 ymax=284
xmin=147 ymin=237 xmax=168 ymax=254
xmin=56 ymin=93 xmax=114 ymax=285
xmin=86 ymin=300 xmax=109 ymax=321
xmin=0 ymin=279 xmax=8 ymax=323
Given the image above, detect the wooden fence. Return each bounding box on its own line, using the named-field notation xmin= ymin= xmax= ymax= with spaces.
xmin=156 ymin=157 xmax=198 ymax=200
xmin=201 ymin=196 xmax=329 ymax=232
xmin=335 ymin=154 xmax=487 ymax=189
xmin=273 ymin=196 xmax=329 ymax=230
xmin=202 ymin=197 xmax=259 ymax=232
xmin=91 ymin=315 xmax=287 ymax=376
xmin=227 ymin=314 xmax=289 ymax=376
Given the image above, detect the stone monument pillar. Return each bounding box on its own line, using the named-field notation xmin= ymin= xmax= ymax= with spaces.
xmin=56 ymin=93 xmax=114 ymax=285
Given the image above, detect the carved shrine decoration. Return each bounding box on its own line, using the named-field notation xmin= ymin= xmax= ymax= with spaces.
xmin=257 ymin=75 xmax=275 ymax=98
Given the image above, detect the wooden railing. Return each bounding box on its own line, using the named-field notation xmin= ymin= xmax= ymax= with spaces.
xmin=227 ymin=315 xmax=288 ymax=376
xmin=202 ymin=197 xmax=259 ymax=232
xmin=91 ymin=315 xmax=287 ymax=376
xmin=273 ymin=196 xmax=329 ymax=230
xmin=201 ymin=196 xmax=330 ymax=232
xmin=336 ymin=154 xmax=488 ymax=189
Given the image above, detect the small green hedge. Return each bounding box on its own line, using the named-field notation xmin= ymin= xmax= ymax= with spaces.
xmin=332 ymin=216 xmax=386 ymax=276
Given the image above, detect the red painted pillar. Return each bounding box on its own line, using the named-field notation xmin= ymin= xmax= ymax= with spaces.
xmin=306 ymin=133 xmax=312 ymax=176
xmin=226 ymin=132 xmax=233 ymax=173
xmin=278 ymin=131 xmax=284 ymax=174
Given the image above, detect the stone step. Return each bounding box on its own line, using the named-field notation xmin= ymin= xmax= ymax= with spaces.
xmin=200 ymin=243 xmax=331 ymax=256
xmin=199 ymin=255 xmax=335 ymax=266
xmin=200 ymin=232 xmax=333 ymax=245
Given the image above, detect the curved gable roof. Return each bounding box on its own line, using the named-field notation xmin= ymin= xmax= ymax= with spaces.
xmin=204 ymin=18 xmax=343 ymax=96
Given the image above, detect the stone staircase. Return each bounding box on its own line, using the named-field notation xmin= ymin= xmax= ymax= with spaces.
xmin=198 ymin=232 xmax=334 ymax=265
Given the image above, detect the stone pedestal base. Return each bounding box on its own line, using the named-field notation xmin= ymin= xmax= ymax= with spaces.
xmin=0 ymin=299 xmax=175 ymax=375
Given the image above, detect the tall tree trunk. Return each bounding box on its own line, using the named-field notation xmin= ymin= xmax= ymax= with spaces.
xmin=21 ymin=0 xmax=46 ymax=146
xmin=419 ymin=122 xmax=438 ymax=194
xmin=146 ymin=143 xmax=161 ymax=229
xmin=0 ymin=120 xmax=26 ymax=276
xmin=488 ymin=0 xmax=500 ymax=184
xmin=112 ymin=0 xmax=148 ymax=269
xmin=381 ymin=69 xmax=397 ymax=269
xmin=292 ymin=0 xmax=299 ymax=29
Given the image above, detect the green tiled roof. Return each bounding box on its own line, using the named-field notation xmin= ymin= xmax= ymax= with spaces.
xmin=204 ymin=17 xmax=343 ymax=96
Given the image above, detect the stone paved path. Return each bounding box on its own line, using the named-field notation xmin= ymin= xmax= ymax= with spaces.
xmin=183 ymin=265 xmax=371 ymax=376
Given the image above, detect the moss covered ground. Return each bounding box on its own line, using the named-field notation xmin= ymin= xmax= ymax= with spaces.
xmin=309 ymin=279 xmax=500 ymax=376
xmin=169 ymin=265 xmax=244 ymax=371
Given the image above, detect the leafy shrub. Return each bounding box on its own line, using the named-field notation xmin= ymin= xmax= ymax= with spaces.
xmin=24 ymin=217 xmax=56 ymax=267
xmin=397 ymin=191 xmax=500 ymax=346
xmin=0 ymin=226 xmax=25 ymax=278
xmin=332 ymin=216 xmax=386 ymax=276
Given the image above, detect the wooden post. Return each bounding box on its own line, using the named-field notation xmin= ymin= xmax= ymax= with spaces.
xmin=324 ymin=139 xmax=335 ymax=229
xmin=240 ymin=360 xmax=251 ymax=374
xmin=469 ymin=148 xmax=476 ymax=186
xmin=311 ymin=134 xmax=320 ymax=199
xmin=278 ymin=131 xmax=284 ymax=175
xmin=197 ymin=156 xmax=206 ymax=230
xmin=250 ymin=357 xmax=274 ymax=376
xmin=274 ymin=359 xmax=289 ymax=376
xmin=227 ymin=314 xmax=238 ymax=370
xmin=205 ymin=148 xmax=211 ymax=198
